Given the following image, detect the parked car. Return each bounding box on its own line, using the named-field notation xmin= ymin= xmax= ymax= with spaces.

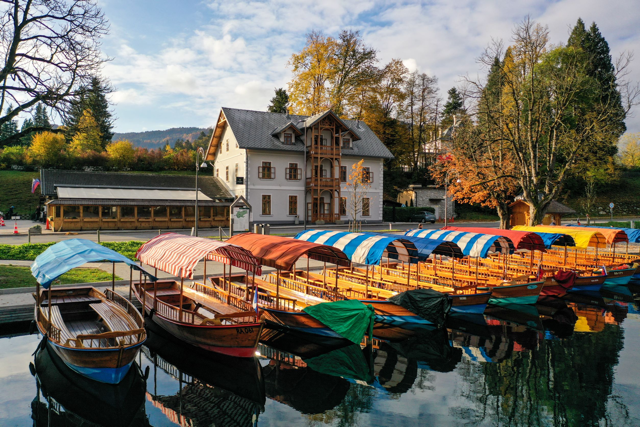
xmin=411 ymin=211 xmax=436 ymax=223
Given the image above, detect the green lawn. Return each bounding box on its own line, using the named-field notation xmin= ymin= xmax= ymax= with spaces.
xmin=0 ymin=170 xmax=40 ymax=216
xmin=0 ymin=240 xmax=144 ymax=261
xmin=0 ymin=265 xmax=121 ymax=289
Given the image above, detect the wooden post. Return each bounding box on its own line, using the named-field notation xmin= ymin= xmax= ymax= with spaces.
xmin=203 ymin=258 xmax=207 ymax=284
xmin=475 ymin=257 xmax=479 ymax=286
xmin=112 ymin=262 xmax=115 ymax=292
xmin=47 ymin=286 xmax=52 ymax=334
xmin=142 ymin=274 xmax=147 ymax=316
xmin=563 ymin=244 xmax=567 ymax=267
xmin=276 ymin=269 xmax=280 ymax=310
xmin=154 ymin=276 xmax=158 ymax=311
xmin=129 ymin=268 xmax=133 ymax=301
xmin=179 ymin=277 xmax=184 ymax=322
xmin=335 ymin=264 xmax=339 ymax=300
xmin=323 ymin=262 xmax=327 ymax=287
xmin=452 ymin=255 xmax=456 ymax=283
xmin=365 ymin=264 xmax=369 ymax=299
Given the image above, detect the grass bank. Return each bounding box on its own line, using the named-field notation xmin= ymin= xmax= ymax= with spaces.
xmin=0 ymin=241 xmax=144 ymax=261
xmin=0 ymin=265 xmax=121 ymax=289
xmin=0 ymin=170 xmax=40 ymax=216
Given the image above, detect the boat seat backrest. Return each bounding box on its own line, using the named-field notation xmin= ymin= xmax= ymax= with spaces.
xmin=42 ymin=305 xmax=73 ymax=344
xmin=89 ymin=302 xmax=137 ymax=344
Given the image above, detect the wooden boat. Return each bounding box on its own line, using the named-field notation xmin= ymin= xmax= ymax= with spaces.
xmin=133 ymin=233 xmax=264 ymax=358
xmin=487 ymin=281 xmax=544 ymax=306
xmin=449 ymin=292 xmax=492 ymax=314
xmin=32 ymin=336 xmax=147 ymax=427
xmin=31 ymin=239 xmax=149 ymax=384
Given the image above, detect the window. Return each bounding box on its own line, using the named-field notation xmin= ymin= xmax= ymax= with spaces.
xmin=82 ymin=206 xmax=99 ymax=218
xmin=262 ymin=195 xmax=271 ymax=215
xmin=102 ymin=206 xmax=117 ymax=219
xmin=153 ymin=206 xmax=167 ymax=219
xmin=235 ymin=163 xmax=238 ymax=178
xmin=363 ymin=167 xmax=372 ymax=183
xmin=284 ymin=132 xmax=293 ymax=144
xmin=362 ymin=198 xmax=370 ymax=216
xmin=63 ymin=206 xmax=80 ymax=219
xmin=226 ymin=140 xmax=229 ymax=152
xmin=259 ymin=161 xmax=274 ymax=179
xmin=340 ymin=166 xmax=347 ymax=182
xmin=212 ymin=206 xmax=228 ymax=218
xmin=340 ymin=197 xmax=347 ymax=215
xmin=169 ymin=206 xmax=183 ymax=219
xmin=226 ymin=166 xmax=229 ymax=181
xmin=286 ymin=163 xmax=300 ymax=180
xmin=289 ymin=195 xmax=298 ymax=215
xmin=199 ymin=206 xmax=212 ymax=218
xmin=216 ymin=168 xmax=219 ymax=178
xmin=342 ymin=137 xmax=352 ymax=148
xmin=137 ymin=206 xmax=152 ymax=218
xmin=121 ymin=206 xmax=135 ymax=218
xmin=185 ymin=206 xmax=195 ymax=218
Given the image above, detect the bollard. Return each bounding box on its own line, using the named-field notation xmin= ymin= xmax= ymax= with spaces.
xmin=158 ymin=229 xmax=162 ymax=236
xmin=97 ymin=229 xmax=100 ymax=244
xmin=631 ymin=220 xmax=635 ymax=229
xmin=264 ymin=224 xmax=271 ymax=235
xmin=389 ymin=222 xmax=392 ymax=230
xmin=28 ymin=228 xmax=31 ymax=244
xmin=219 ymin=226 xmax=222 ymax=241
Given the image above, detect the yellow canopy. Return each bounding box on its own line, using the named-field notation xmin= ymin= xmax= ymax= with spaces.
xmin=546 ymin=225 xmax=628 ymax=245
xmin=513 ymin=226 xmax=607 ymax=249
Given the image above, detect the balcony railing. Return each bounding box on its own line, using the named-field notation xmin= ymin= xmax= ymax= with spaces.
xmin=258 ymin=166 xmax=275 ymax=179
xmin=307 ymin=144 xmax=340 ymax=155
xmin=285 ymin=168 xmax=302 ymax=180
xmin=306 ymin=177 xmax=340 ymax=188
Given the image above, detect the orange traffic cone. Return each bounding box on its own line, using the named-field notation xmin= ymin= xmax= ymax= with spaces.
xmin=45 ymin=218 xmax=50 ymax=230
xmin=13 ymin=221 xmax=19 ymax=234
xmin=0 ymin=217 xmax=4 ymax=226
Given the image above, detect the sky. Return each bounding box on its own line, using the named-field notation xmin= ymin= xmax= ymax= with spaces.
xmin=98 ymin=0 xmax=640 ymax=134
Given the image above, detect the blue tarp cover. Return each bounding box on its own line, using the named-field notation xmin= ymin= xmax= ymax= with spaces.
xmin=31 ymin=239 xmax=148 ymax=288
xmin=530 ymin=231 xmax=576 ymax=248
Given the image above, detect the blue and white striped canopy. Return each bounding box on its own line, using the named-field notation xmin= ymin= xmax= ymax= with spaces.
xmin=294 ymin=230 xmax=418 ymax=265
xmin=375 ymin=233 xmax=463 ymax=259
xmin=404 ymin=229 xmax=513 ymax=258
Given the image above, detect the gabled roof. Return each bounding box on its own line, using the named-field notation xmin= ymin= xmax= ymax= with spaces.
xmin=40 ymin=170 xmax=233 ymax=200
xmin=270 ymin=121 xmax=302 ymax=136
xmin=207 ymin=107 xmax=394 ymax=160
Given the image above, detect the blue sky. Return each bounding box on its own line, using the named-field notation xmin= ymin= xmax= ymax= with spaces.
xmin=99 ymin=0 xmax=640 ymax=133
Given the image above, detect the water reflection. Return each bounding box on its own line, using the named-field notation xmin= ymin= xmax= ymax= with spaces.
xmin=14 ymin=285 xmax=640 ymax=426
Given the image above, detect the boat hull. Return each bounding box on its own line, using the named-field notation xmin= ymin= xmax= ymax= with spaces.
xmin=603 ymin=267 xmax=636 ymax=286
xmin=261 ymin=307 xmax=342 ymax=338
xmin=488 ymin=282 xmax=544 ymax=306
xmin=148 ymin=311 xmax=262 ymax=358
xmin=359 ymin=300 xmax=435 ymax=327
xmin=449 ymin=293 xmax=491 ymax=314
xmin=543 ymin=275 xmax=606 ymax=296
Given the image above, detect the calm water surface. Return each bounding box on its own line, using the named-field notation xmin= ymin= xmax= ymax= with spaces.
xmin=1 ymin=291 xmax=640 ymax=427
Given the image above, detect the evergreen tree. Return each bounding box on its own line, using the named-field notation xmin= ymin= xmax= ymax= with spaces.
xmin=0 ymin=106 xmax=18 ymax=146
xmin=267 ymin=88 xmax=289 ymax=113
xmin=442 ymin=87 xmax=464 ymax=127
xmin=33 ymin=103 xmax=51 ymax=129
xmin=64 ymin=76 xmax=114 ymax=148
xmin=19 ymin=118 xmax=34 ymax=146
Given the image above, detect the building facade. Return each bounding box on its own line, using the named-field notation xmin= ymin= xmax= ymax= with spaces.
xmin=397 ymin=185 xmax=455 ymax=220
xmin=206 ymin=108 xmax=393 ymax=224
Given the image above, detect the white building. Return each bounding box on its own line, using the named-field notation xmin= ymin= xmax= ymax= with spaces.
xmin=205 ymin=108 xmax=394 ymax=225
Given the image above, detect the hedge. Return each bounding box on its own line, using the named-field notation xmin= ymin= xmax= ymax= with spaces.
xmin=383 ymin=206 xmax=435 ymax=222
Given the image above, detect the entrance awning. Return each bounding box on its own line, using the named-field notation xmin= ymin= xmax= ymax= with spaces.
xmin=56 ymin=187 xmax=211 ymax=201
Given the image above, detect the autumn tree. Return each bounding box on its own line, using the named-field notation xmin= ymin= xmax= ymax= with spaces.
xmin=345 ymin=159 xmax=372 ymax=226
xmin=69 ymin=110 xmax=102 ymax=155
xmin=28 ymin=131 xmax=67 ymax=167
xmin=619 ymin=133 xmax=640 ymax=167
xmin=267 ymin=88 xmax=289 ymax=113
xmin=465 ymin=17 xmax=637 ymax=225
xmin=0 ymin=0 xmax=108 ymax=146
xmin=106 ymin=140 xmax=135 ymax=169
xmin=65 ymin=76 xmax=114 ymax=148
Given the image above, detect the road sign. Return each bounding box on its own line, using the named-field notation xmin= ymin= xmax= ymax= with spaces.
xmin=609 ymin=202 xmax=614 ymax=209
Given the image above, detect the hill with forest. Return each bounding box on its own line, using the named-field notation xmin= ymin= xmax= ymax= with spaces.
xmin=112 ymin=127 xmax=209 ymax=149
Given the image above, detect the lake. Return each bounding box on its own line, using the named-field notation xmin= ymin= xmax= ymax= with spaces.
xmin=1 ymin=291 xmax=639 ymax=426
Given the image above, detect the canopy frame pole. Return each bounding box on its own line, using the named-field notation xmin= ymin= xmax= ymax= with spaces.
xmin=564 ymin=244 xmax=567 ymax=267
xmin=36 ymin=280 xmax=40 ymax=314
xmin=139 ymin=269 xmax=144 ymax=315
xmin=154 ymin=275 xmax=158 ymax=311
xmin=111 ymin=262 xmax=115 ymax=292
xmin=452 ymin=255 xmax=456 ymax=284
xmin=203 ymin=258 xmax=207 ymax=285
xmin=323 ymin=262 xmax=327 ymax=288
xmin=47 ymin=286 xmax=52 ymax=334
xmin=245 ymin=268 xmax=249 ymax=301
xmin=335 ymin=264 xmax=339 ymax=300
xmin=475 ymin=257 xmax=479 ymax=287
xmin=179 ymin=277 xmax=184 ymax=323
xmin=307 ymin=256 xmax=310 ymax=275
xmin=626 ymin=241 xmax=628 ymax=256
xmin=365 ymin=264 xmax=369 ymax=299
xmin=276 ymin=269 xmax=280 ymax=310
xmin=129 ymin=268 xmax=132 ymax=301
xmin=142 ymin=274 xmax=147 ymax=317
xmin=252 ymin=271 xmax=256 ymax=307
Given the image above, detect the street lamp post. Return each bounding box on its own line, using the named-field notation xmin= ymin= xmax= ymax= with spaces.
xmin=444 ymin=170 xmax=449 ymax=227
xmin=195 ymin=147 xmax=207 ymax=237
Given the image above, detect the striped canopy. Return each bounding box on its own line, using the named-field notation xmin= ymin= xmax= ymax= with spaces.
xmin=226 ymin=233 xmax=350 ymax=271
xmin=136 ymin=233 xmax=262 ymax=278
xmin=376 ymin=233 xmax=463 ymax=259
xmin=294 ymin=230 xmax=418 ymax=265
xmin=443 ymin=226 xmax=546 ymax=252
xmin=513 ymin=226 xmax=607 ymax=249
xmin=566 ymin=224 xmax=640 ymax=243
xmin=404 ymin=229 xmax=513 ymax=258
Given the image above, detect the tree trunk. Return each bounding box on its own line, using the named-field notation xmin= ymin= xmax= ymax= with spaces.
xmin=497 ymin=202 xmax=511 ymax=229
xmin=527 ymin=199 xmax=550 ymax=226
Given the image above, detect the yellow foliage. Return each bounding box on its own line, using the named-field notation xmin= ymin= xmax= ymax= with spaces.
xmin=69 ymin=109 xmax=102 ymax=154
xmin=619 ymin=133 xmax=640 ymax=167
xmin=28 ymin=131 xmax=66 ymax=166
xmin=106 ymin=140 xmax=135 ymax=169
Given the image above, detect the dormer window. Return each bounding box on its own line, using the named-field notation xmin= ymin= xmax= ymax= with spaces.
xmin=284 ymin=132 xmax=293 ymax=144
xmin=342 ymin=137 xmax=352 ymax=148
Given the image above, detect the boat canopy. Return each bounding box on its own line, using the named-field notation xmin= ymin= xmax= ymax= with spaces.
xmin=294 ymin=230 xmax=419 ymax=265
xmin=376 ymin=233 xmax=463 ymax=259
xmin=404 ymin=229 xmax=513 ymax=258
xmin=226 ymin=233 xmax=350 ymax=271
xmin=31 ymin=238 xmax=153 ymax=289
xmin=513 ymin=226 xmax=607 ymax=249
xmin=136 ymin=233 xmax=262 ymax=278
xmin=443 ymin=226 xmax=546 ymax=252
xmin=532 ymin=231 xmax=576 ymax=248
xmin=543 ymin=225 xmax=628 ymax=245
xmin=566 ymin=225 xmax=640 ymax=243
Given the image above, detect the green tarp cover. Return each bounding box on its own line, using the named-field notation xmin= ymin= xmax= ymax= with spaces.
xmin=303 ymin=300 xmax=375 ymax=344
xmin=389 ymin=289 xmax=451 ymax=328
xmin=304 ymin=344 xmax=373 ymax=383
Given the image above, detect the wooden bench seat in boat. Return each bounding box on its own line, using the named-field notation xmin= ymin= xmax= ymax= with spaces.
xmin=42 ymin=305 xmax=73 ymax=344
xmin=89 ymin=303 xmax=136 ymax=332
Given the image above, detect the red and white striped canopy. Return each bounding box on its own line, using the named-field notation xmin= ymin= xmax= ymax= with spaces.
xmin=135 ymin=233 xmax=262 ymax=278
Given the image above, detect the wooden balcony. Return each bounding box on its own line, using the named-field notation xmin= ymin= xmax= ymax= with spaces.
xmin=306 ymin=177 xmax=340 ymax=189
xmin=307 ymin=144 xmax=340 ymax=156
